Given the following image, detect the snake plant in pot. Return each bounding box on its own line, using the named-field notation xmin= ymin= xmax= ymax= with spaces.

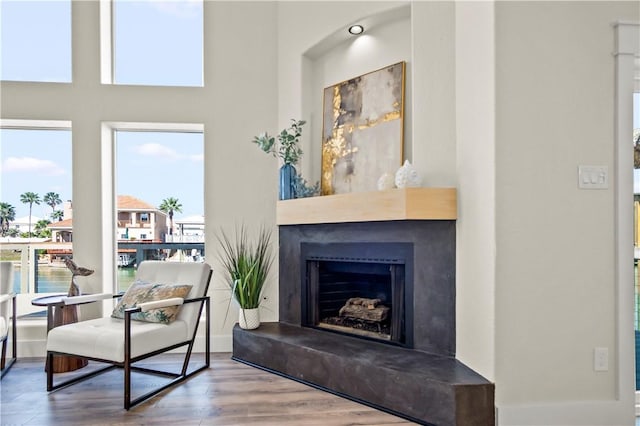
xmin=217 ymin=225 xmax=273 ymax=329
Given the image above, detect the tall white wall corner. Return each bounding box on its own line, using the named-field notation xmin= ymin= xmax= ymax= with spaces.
xmin=454 ymin=0 xmax=496 ymax=383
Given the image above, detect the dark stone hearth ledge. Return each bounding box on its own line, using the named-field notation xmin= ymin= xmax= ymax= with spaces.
xmin=233 ymin=322 xmax=494 ymax=426
xmin=244 ymin=322 xmax=486 ymax=385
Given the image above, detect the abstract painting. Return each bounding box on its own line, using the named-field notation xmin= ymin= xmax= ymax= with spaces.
xmin=321 ymin=61 xmax=405 ymax=195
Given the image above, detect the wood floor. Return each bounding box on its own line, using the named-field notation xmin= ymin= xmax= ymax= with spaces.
xmin=0 ymin=353 xmax=415 ymax=425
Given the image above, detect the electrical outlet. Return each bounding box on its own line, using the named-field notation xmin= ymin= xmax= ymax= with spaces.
xmin=594 ymin=347 xmax=608 ymax=371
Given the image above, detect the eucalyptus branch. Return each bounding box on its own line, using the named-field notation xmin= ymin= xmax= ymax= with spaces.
xmin=252 ymin=119 xmax=306 ymax=166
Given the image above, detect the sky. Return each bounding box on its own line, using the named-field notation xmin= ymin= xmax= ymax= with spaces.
xmin=0 ymin=0 xmax=204 ymax=220
xmin=116 ymin=131 xmax=204 ymax=218
xmin=0 ymin=129 xmax=72 ymax=220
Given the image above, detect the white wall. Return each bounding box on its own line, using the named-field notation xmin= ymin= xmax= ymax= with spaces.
xmin=494 ymin=1 xmax=638 ymax=424
xmin=454 ymin=0 xmax=496 ymax=383
xmin=205 ymin=2 xmax=280 ymax=347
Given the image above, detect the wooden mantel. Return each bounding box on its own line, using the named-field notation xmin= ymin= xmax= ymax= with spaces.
xmin=276 ymin=187 xmax=457 ymax=225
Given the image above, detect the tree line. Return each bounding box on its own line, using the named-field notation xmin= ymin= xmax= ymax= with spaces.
xmin=0 ymin=193 xmax=183 ymax=239
xmin=0 ymin=192 xmax=63 ymax=238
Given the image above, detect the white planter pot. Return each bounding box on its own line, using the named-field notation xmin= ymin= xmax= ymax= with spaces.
xmin=239 ymin=308 xmax=260 ymax=330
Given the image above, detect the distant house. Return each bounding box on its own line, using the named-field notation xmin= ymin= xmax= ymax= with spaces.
xmin=116 ymin=195 xmax=168 ymax=242
xmin=49 ymin=218 xmax=73 ymax=243
xmin=11 ymin=215 xmax=43 ymax=235
xmin=47 ymin=195 xmax=170 ymax=266
xmin=47 ymin=195 xmax=169 ymax=243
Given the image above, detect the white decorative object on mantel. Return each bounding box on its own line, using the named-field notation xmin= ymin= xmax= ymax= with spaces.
xmin=377 ymin=172 xmax=395 ymax=191
xmin=395 ymin=160 xmax=422 ymax=188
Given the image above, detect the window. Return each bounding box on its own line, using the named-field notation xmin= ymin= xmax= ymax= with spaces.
xmin=113 ymin=0 xmax=203 ymax=86
xmin=0 ymin=126 xmax=73 ymax=294
xmin=0 ymin=0 xmax=71 ymax=82
xmin=115 ymin=128 xmax=204 ymax=291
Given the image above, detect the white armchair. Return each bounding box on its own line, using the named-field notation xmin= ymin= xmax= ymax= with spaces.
xmin=46 ymin=261 xmax=212 ymax=409
xmin=0 ymin=261 xmax=17 ymax=378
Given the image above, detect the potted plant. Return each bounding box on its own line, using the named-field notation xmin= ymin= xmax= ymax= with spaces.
xmin=252 ymin=119 xmax=306 ymax=200
xmin=217 ymin=225 xmax=273 ymax=329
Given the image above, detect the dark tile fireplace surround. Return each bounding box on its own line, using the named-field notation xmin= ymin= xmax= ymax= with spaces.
xmin=233 ymin=220 xmax=494 ymax=425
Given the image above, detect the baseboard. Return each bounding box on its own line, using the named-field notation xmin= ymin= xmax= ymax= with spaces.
xmin=497 ymin=400 xmax=634 ymax=426
xmin=635 ymin=391 xmax=640 ymax=417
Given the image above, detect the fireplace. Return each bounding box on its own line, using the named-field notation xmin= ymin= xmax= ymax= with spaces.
xmin=301 ymin=242 xmax=413 ymax=347
xmin=232 ymin=189 xmax=494 ymax=426
xmin=277 ymin=220 xmax=456 ymax=356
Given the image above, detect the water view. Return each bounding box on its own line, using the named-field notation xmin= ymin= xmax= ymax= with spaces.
xmin=12 ymin=265 xmax=137 ymax=294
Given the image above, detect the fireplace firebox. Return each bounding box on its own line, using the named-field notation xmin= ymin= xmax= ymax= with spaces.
xmin=301 ymin=242 xmax=413 ymax=347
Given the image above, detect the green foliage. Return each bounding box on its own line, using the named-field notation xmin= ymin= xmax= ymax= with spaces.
xmin=20 ymin=192 xmax=41 ymax=237
xmin=20 ymin=192 xmax=41 ymax=206
xmin=252 ymin=119 xmax=306 ymax=166
xmin=159 ymin=197 xmax=183 ymax=217
xmin=52 ymin=210 xmax=64 ymax=222
xmin=34 ymin=219 xmax=52 ymax=238
xmin=43 ymin=192 xmax=62 ymax=213
xmin=293 ymin=175 xmax=320 ymax=198
xmin=0 ymin=202 xmax=16 ymax=237
xmin=159 ymin=197 xmax=183 ymax=235
xmin=217 ymin=225 xmax=273 ymax=310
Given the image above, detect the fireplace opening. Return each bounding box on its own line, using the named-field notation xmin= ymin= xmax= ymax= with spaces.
xmin=301 ymin=242 xmax=413 ymax=347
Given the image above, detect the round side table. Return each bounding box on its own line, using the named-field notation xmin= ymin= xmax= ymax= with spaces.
xmin=32 ymin=294 xmax=89 ymax=373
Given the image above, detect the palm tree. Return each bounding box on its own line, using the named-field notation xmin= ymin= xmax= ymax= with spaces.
xmin=34 ymin=219 xmax=51 ymax=238
xmin=159 ymin=197 xmax=183 ymax=236
xmin=20 ymin=192 xmax=41 ymax=238
xmin=43 ymin=192 xmax=62 ymax=219
xmin=0 ymin=202 xmax=16 ymax=237
xmin=52 ymin=210 xmax=64 ymax=222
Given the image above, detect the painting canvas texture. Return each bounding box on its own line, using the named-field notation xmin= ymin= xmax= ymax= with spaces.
xmin=321 ymin=61 xmax=405 ymax=195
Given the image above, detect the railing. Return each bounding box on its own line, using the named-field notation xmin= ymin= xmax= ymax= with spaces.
xmin=117 ymin=222 xmax=151 ymax=229
xmin=165 ymin=235 xmax=205 ymax=243
xmin=1 ymin=240 xmax=206 ymax=314
xmin=0 ymin=242 xmax=73 ymax=294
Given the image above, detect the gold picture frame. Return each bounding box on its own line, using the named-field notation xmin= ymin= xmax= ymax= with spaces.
xmin=321 ymin=61 xmax=405 ymax=195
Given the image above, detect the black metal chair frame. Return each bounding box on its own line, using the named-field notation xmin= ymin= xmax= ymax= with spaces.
xmin=0 ymin=292 xmax=17 ymax=379
xmin=46 ymin=270 xmax=212 ymax=410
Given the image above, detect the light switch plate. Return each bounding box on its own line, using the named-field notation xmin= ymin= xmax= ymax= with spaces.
xmin=578 ymin=165 xmax=608 ymax=189
xmin=594 ymin=347 xmax=608 ymax=371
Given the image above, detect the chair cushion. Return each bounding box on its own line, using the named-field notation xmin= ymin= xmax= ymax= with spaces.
xmin=46 ymin=316 xmax=190 ymax=362
xmin=111 ymin=279 xmax=192 ymax=324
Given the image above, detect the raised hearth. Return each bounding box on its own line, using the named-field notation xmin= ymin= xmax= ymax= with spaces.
xmin=232 ymin=189 xmax=494 ymax=425
xmin=233 ymin=323 xmax=494 ymax=426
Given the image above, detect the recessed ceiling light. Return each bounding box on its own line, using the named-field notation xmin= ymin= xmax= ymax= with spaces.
xmin=348 ymin=25 xmax=364 ymax=35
